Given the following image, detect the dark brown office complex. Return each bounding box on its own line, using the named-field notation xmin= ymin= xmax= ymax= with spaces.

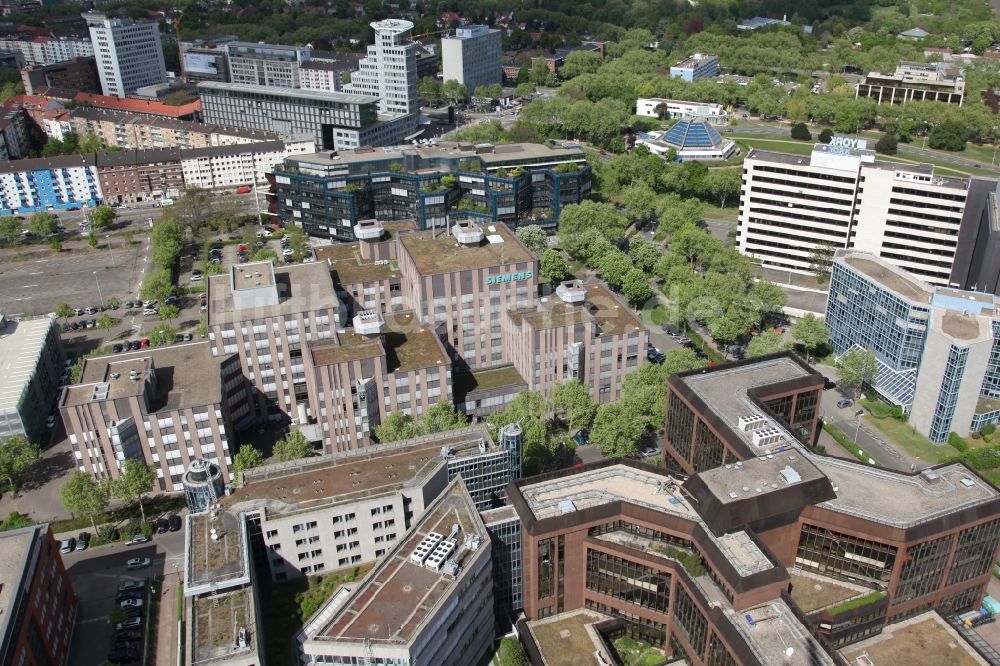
xmin=511 ymin=353 xmax=1000 ymax=665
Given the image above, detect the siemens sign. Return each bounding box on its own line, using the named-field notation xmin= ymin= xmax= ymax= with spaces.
xmin=485 ymin=271 xmax=532 ymax=285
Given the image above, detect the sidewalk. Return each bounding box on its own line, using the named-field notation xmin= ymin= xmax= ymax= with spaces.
xmin=153 ymin=571 xmax=181 ymax=666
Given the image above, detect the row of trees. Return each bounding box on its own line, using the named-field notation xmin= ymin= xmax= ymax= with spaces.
xmin=59 ymin=459 xmax=156 ymax=531
xmin=232 ymin=429 xmax=316 ymax=477
xmin=373 ymin=400 xmax=469 ymax=443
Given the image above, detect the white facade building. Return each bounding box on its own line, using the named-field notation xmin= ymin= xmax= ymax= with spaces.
xmin=344 ymin=20 xmax=419 ymax=117
xmin=225 ymin=42 xmax=310 ymax=88
xmin=736 ymin=139 xmax=970 ymax=285
xmin=179 ymin=137 xmax=315 ymax=190
xmin=0 ymin=36 xmax=93 ymax=66
xmin=0 ymin=156 xmax=102 ymax=214
xmin=83 ymin=12 xmax=167 ymax=97
xmin=441 ymin=25 xmax=502 ymax=93
xmin=635 ymin=97 xmax=728 ymax=123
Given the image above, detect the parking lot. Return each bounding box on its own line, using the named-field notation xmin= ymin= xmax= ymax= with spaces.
xmin=0 ymin=232 xmax=152 ymax=318
xmin=64 ymin=528 xmax=184 ymax=666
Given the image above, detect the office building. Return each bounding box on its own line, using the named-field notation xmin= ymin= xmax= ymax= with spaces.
xmin=826 ymin=251 xmax=1000 ymax=442
xmin=0 ymin=154 xmax=102 ymax=214
xmin=513 ymin=352 xmax=1000 ymax=660
xmin=344 ymin=19 xmax=418 ymax=118
xmin=0 ymin=34 xmax=93 ymax=67
xmin=299 ymin=51 xmax=361 ymax=91
xmin=59 ymin=342 xmax=253 ymax=491
xmin=179 ymin=42 xmax=229 ymax=83
xmin=273 ymin=141 xmax=590 ymax=240
xmin=669 ymin=53 xmax=719 ymax=81
xmin=297 ymin=477 xmax=494 ymax=666
xmin=857 ymin=62 xmax=966 ymax=106
xmin=0 ymin=525 xmax=77 ymax=666
xmin=83 ymin=12 xmax=167 ymax=98
xmin=635 ymin=97 xmax=728 ymax=123
xmin=482 ymin=503 xmax=522 ymax=626
xmin=225 ymin=41 xmax=310 ymax=88
xmin=636 ymin=118 xmax=738 ymax=161
xmin=736 ymin=142 xmax=971 ymax=285
xmin=441 ymin=25 xmax=502 ymax=93
xmin=0 ymin=316 xmax=64 ymax=444
xmin=20 ymin=57 xmax=99 ymax=95
xmin=198 ymin=82 xmax=416 ymax=151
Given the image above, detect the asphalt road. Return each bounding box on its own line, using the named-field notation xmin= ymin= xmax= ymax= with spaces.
xmin=64 ymin=529 xmax=185 ymax=666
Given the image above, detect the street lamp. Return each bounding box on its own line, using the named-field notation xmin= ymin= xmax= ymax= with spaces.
xmin=93 ymin=271 xmax=104 ymax=305
xmin=106 ymin=234 xmax=116 ymax=267
xmin=853 ymin=408 xmax=865 ymax=445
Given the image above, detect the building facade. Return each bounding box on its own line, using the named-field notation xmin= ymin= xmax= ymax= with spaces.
xmin=669 ymin=53 xmax=719 ymax=81
xmin=0 ymin=154 xmax=102 ymax=214
xmin=857 ymin=62 xmax=966 ymax=106
xmin=225 ymin=41 xmax=310 ymax=88
xmin=0 ymin=317 xmax=64 ymax=445
xmin=635 ymin=97 xmax=728 ymax=123
xmin=20 ymin=57 xmax=99 ymax=95
xmin=344 ymin=20 xmax=418 ymax=118
xmin=273 ymin=141 xmax=590 ymax=240
xmin=736 ymin=143 xmax=970 ymax=285
xmin=0 ymin=35 xmax=93 ymax=67
xmin=83 ymin=12 xmax=167 ymax=97
xmin=441 ymin=25 xmax=502 ymax=93
xmin=0 ymin=525 xmax=77 ymax=666
xmin=59 ymin=342 xmax=252 ymax=491
xmin=826 ymin=251 xmax=1000 ymax=442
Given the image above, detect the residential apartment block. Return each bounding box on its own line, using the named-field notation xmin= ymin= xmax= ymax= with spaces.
xmin=83 ymin=12 xmax=167 ymax=97
xmin=826 ymin=251 xmax=1000 ymax=442
xmin=66 ymin=108 xmax=280 ymax=151
xmin=297 ymin=478 xmax=494 ymax=666
xmin=0 ymin=525 xmax=77 ymax=666
xmin=669 ymin=52 xmax=719 ymax=81
xmin=0 ymin=316 xmax=64 ymax=444
xmin=299 ymin=51 xmax=362 ymax=92
xmin=0 ymin=154 xmax=102 ymax=214
xmin=59 ymin=342 xmax=252 ymax=492
xmin=857 ymin=61 xmax=966 ymax=106
xmin=736 ymin=142 xmax=971 ymax=285
xmin=225 ymin=41 xmax=310 ymax=88
xmin=441 ymin=25 xmax=502 ymax=93
xmin=273 ymin=141 xmax=590 ymax=241
xmin=0 ymin=34 xmax=93 ymax=66
xmin=20 ymin=57 xmax=99 ymax=95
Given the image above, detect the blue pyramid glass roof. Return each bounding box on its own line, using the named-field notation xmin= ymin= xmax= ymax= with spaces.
xmin=662 ymin=118 xmax=725 ymax=149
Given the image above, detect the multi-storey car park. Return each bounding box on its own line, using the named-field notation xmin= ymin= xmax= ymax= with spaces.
xmin=826 ymin=250 xmax=1000 ymax=442
xmin=271 ymin=141 xmax=590 ymax=241
xmin=736 ymin=142 xmax=975 ymax=286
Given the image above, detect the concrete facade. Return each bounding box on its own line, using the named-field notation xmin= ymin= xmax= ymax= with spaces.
xmin=83 ymin=12 xmax=167 ymax=97
xmin=0 ymin=317 xmax=64 ymax=444
xmin=441 ymin=25 xmax=502 ymax=93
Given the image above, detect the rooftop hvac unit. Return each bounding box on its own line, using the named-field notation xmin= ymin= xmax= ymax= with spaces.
xmin=751 ymin=427 xmax=781 ymax=447
xmin=779 ymin=466 xmax=802 ymax=484
xmin=425 ymin=538 xmax=457 ymax=570
xmin=409 ymin=532 xmax=443 ymax=565
xmin=738 ymin=414 xmax=766 ymax=433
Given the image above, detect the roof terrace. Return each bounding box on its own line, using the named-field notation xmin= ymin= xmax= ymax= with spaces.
xmin=190 ymin=588 xmax=257 ymax=665
xmin=399 ymin=223 xmax=534 ymax=275
xmin=184 ymin=509 xmax=249 ymax=595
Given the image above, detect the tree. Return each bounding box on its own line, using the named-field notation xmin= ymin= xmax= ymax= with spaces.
xmin=558 ymin=201 xmax=628 ymax=256
xmin=702 ymin=169 xmax=742 ymax=209
xmin=539 ymin=250 xmax=571 ymax=286
xmin=875 ymin=133 xmax=898 ymax=155
xmin=441 ymin=79 xmax=468 ymax=105
xmin=818 ymin=128 xmax=833 ymax=144
xmin=597 ymin=250 xmax=632 ymax=288
xmin=0 ymin=435 xmax=40 ymax=492
xmin=515 ymin=225 xmax=548 ymax=255
xmin=96 ymin=314 xmax=117 ymax=329
xmin=591 ymin=402 xmax=647 ymax=458
xmin=28 ymin=212 xmax=57 ymax=237
xmin=550 ymin=380 xmax=597 ymax=432
xmin=628 ymin=238 xmax=661 ymax=274
xmin=515 ymin=82 xmax=535 ymax=99
xmin=808 ymin=241 xmax=838 ymax=277
xmin=373 ymin=411 xmax=420 ymax=443
xmin=55 ymin=303 xmax=74 ymax=318
xmin=0 ymin=512 xmax=33 ymax=532
xmin=929 ymin=120 xmax=968 ymax=151
xmin=139 ymin=269 xmax=174 ymax=303
xmin=792 ymin=313 xmax=829 ymax=363
xmin=112 ymin=459 xmax=155 ymax=522
xmin=49 ymin=239 xmax=62 ymax=252
xmin=60 ymin=472 xmax=110 ymax=532
xmin=88 ymin=205 xmax=117 ymax=230
xmin=790 ymin=123 xmax=812 ymax=141
xmin=250 ymin=247 xmax=279 ymax=264
xmin=87 ymin=232 xmax=98 ymax=248
xmin=747 ymin=330 xmax=788 ymax=358
xmin=172 ymin=188 xmax=214 ymax=238
xmin=496 ymin=637 xmax=529 ymax=666
xmin=560 ymin=50 xmax=602 ymax=79
xmin=146 ymin=323 xmax=177 ymax=347
xmin=837 ymin=348 xmax=878 ymax=401
xmin=0 ymin=215 xmax=21 ymax=244
xmin=272 ymin=430 xmax=313 ymax=462
xmin=150 ymin=217 xmax=184 ymax=269
xmin=417 ymin=76 xmax=441 ymax=102
xmin=419 ymin=401 xmax=467 ymax=434
xmin=158 ymin=304 xmax=180 ymax=321
xmin=621 ymin=268 xmax=653 ymax=307
xmin=205 ymin=260 xmax=225 ymax=276
xmin=615 ymin=184 xmax=657 ymax=226
xmin=748 ymin=280 xmax=788 ymax=315
xmin=529 ymin=58 xmax=550 ymax=86
xmin=232 ymin=445 xmax=265 ymax=480
xmin=285 ymin=225 xmax=310 ymax=262
xmin=487 ymin=392 xmax=550 ymax=475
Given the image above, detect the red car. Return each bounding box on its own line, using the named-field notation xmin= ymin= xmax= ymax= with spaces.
xmin=139 ymin=338 xmax=150 ymax=349
xmin=236 ymin=185 xmax=251 ymax=194
xmin=237 ymin=244 xmax=248 ymax=252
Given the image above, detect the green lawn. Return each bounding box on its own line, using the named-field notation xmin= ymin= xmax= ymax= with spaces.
xmin=860 ymin=403 xmax=960 ymax=463
xmin=700 ymin=202 xmax=738 ymax=223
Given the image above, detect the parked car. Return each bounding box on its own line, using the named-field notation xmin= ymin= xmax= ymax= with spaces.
xmin=116 ymin=589 xmax=144 ymax=603
xmin=119 ymin=598 xmax=143 ymax=610
xmin=75 ymin=532 xmax=89 ymax=551
xmin=168 ymin=514 xmax=182 ymax=532
xmin=639 ymin=446 xmax=659 ymax=458
xmin=59 ymin=538 xmax=75 ymax=554
xmin=116 ymin=629 xmax=143 ymax=641
xmin=257 ymin=228 xmax=273 ymax=237
xmin=126 ymin=556 xmax=151 ymax=569
xmin=112 ymin=343 xmax=124 ymax=353
xmin=107 ymin=647 xmax=139 ymax=663
xmin=115 ymin=617 xmax=143 ymax=631
xmin=142 ymin=308 xmax=158 ymax=316
xmin=837 ymin=399 xmax=853 ymax=409
xmin=139 ymin=338 xmax=149 ymax=348
xmin=182 ymin=333 xmax=193 ymax=342
xmin=125 ymin=533 xmax=151 ymax=546
xmin=155 ymin=518 xmax=169 ymax=534
xmin=165 ymin=295 xmax=179 ymax=305
xmin=142 ymin=300 xmax=157 ymax=307
xmin=45 ymin=414 xmax=57 ymax=429
xmin=85 ymin=319 xmax=97 ymax=329
xmin=118 ymin=580 xmax=145 ymax=592
xmin=824 ymin=380 xmax=837 ymax=390
xmin=83 ymin=306 xmax=99 ymax=315
xmin=190 ymin=273 xmax=202 ymax=282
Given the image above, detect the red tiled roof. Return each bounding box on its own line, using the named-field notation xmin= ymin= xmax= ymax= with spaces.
xmin=72 ymin=93 xmax=201 ymax=118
